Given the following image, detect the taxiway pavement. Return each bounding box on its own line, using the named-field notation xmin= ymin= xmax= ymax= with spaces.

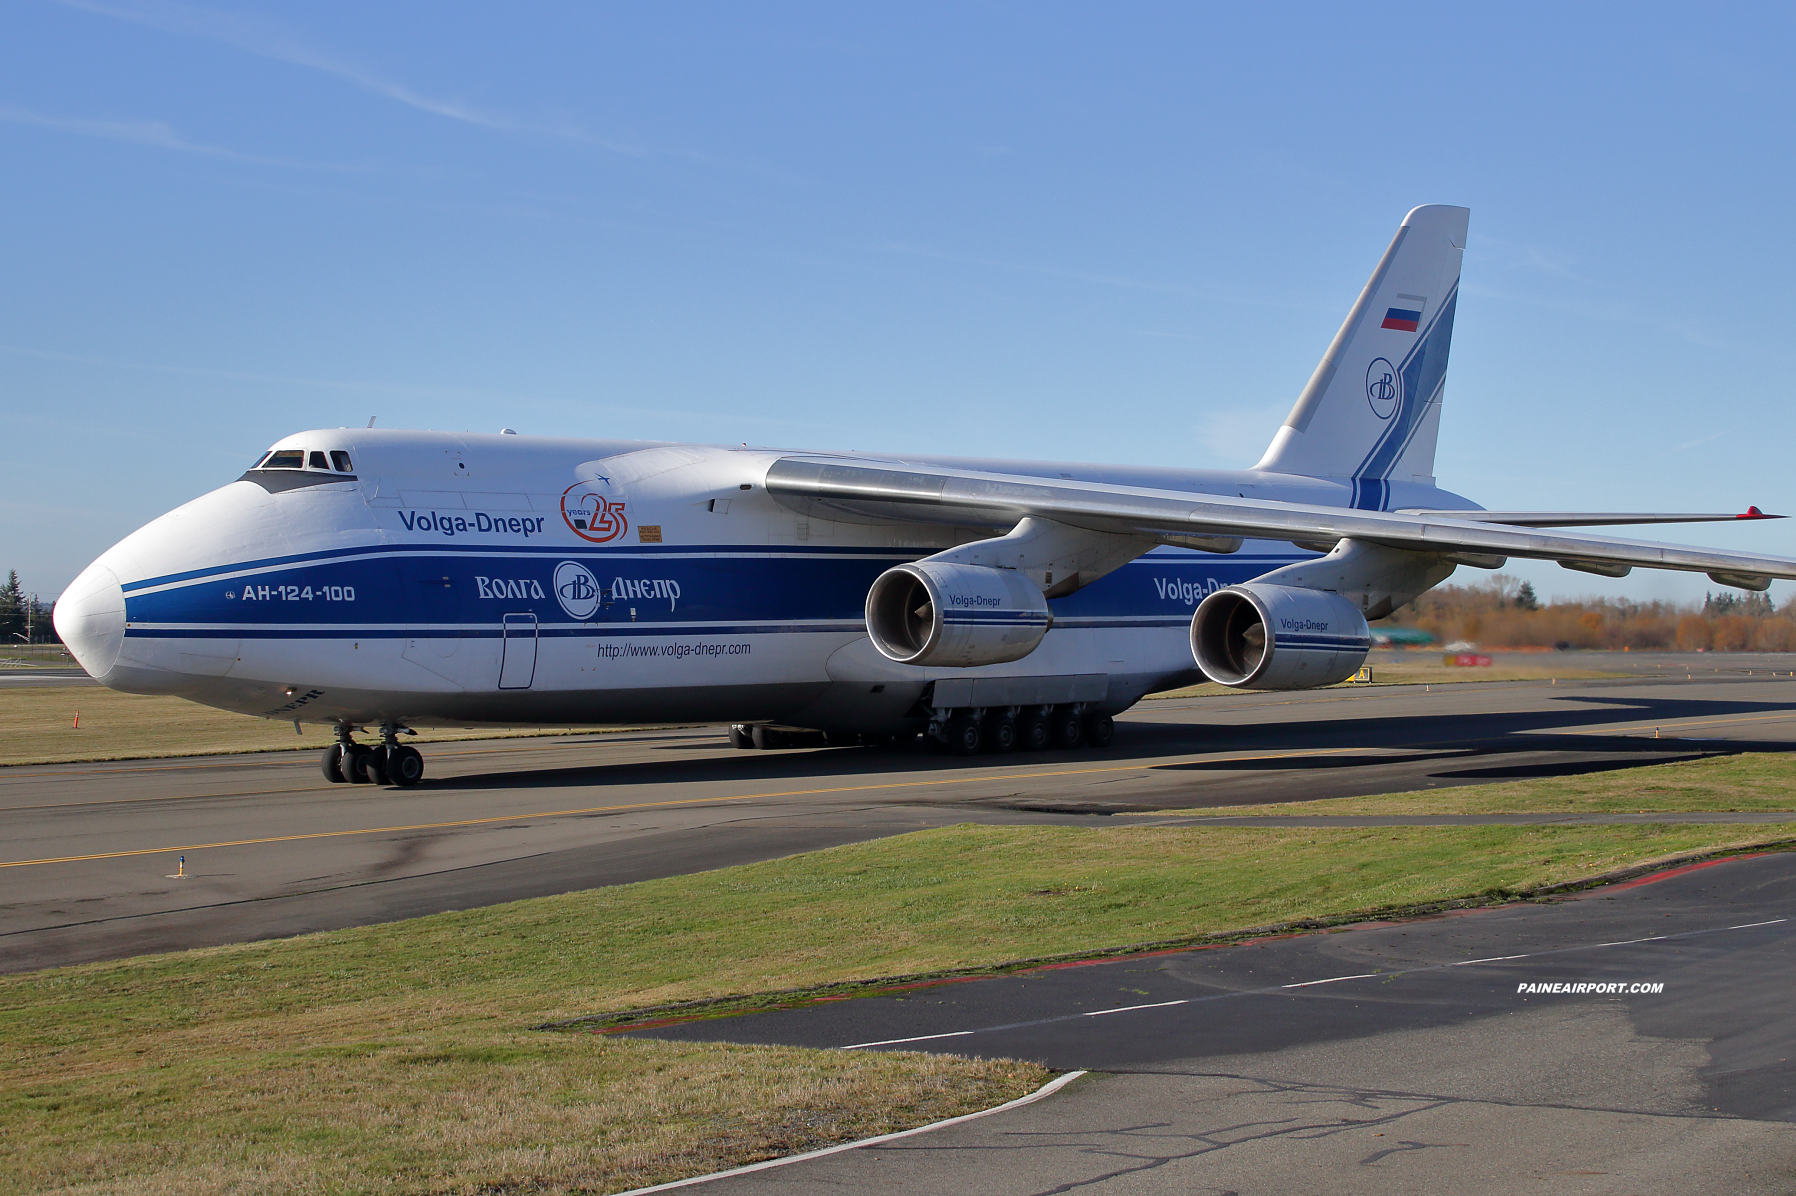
xmin=4 ymin=670 xmax=1796 ymax=972
xmin=636 ymin=851 xmax=1796 ymax=1195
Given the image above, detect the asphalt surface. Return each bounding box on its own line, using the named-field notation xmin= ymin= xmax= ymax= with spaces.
xmin=0 ymin=667 xmax=93 ymax=688
xmin=636 ymin=851 xmax=1796 ymax=1195
xmin=4 ymin=666 xmax=1796 ymax=973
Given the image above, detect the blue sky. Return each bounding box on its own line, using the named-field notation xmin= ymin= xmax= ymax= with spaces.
xmin=5 ymin=1 xmax=1794 ymax=606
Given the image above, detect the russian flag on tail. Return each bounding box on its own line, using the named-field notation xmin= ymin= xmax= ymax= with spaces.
xmin=1381 ymin=293 xmax=1427 ymax=332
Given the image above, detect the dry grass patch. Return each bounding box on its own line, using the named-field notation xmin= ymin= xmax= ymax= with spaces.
xmin=16 ymin=1036 xmax=1039 ymax=1196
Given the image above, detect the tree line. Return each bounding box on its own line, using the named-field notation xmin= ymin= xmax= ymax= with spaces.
xmin=0 ymin=572 xmax=60 ymax=644
xmin=1379 ymin=574 xmax=1796 ymax=652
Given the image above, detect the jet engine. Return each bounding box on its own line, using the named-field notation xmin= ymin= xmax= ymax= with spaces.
xmin=865 ymin=562 xmax=1051 ymax=667
xmin=1190 ymin=584 xmax=1370 ymax=690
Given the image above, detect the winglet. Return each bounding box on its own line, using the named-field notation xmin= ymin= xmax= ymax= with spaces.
xmin=1737 ymin=506 xmax=1782 ymax=520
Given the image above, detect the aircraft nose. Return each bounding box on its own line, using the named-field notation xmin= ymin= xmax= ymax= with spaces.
xmin=55 ymin=561 xmax=126 ymax=680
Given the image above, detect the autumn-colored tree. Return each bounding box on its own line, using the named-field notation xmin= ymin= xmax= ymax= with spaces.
xmin=1376 ymin=572 xmax=1793 ymax=651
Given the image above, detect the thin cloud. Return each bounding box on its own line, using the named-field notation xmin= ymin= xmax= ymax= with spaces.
xmin=1194 ymin=404 xmax=1285 ymax=466
xmin=0 ymin=344 xmax=854 ymax=436
xmin=1664 ymin=427 xmax=1735 ymax=456
xmin=0 ymin=104 xmax=359 ymax=169
xmin=876 ymin=243 xmax=1220 ymax=300
xmin=53 ymin=0 xmax=643 ymax=152
xmin=876 ymin=243 xmax=1335 ymax=312
xmin=1472 ymin=234 xmax=1592 ymax=283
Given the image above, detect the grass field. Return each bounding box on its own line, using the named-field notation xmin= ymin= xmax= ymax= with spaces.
xmin=5 ymin=818 xmax=1792 ymax=1194
xmin=0 ymin=685 xmax=660 ymax=767
xmin=1125 ymin=751 xmax=1796 ymax=817
xmin=0 ymin=645 xmax=75 ymax=666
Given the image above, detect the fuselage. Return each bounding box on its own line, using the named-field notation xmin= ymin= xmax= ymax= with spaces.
xmin=54 ymin=428 xmax=1477 ymax=734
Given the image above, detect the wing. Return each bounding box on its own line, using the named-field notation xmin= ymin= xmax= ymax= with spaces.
xmin=764 ymin=457 xmax=1793 ymax=590
xmin=1402 ymin=507 xmax=1780 ymax=527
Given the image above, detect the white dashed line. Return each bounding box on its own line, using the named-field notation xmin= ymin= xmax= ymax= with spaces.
xmin=1282 ymin=973 xmax=1380 ymax=988
xmin=1083 ymin=999 xmax=1190 ymax=1016
xmin=841 ymin=1030 xmax=975 ymax=1050
xmin=828 ymin=915 xmax=1790 ymax=1050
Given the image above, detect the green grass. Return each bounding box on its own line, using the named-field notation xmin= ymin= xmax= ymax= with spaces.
xmin=1124 ymin=751 xmax=1796 ymax=817
xmin=4 ymin=820 xmax=1792 ymax=1194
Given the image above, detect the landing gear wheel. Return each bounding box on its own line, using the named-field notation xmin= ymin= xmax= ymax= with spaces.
xmin=321 ymin=745 xmax=347 ymax=783
xmin=1082 ymin=713 xmax=1115 ymax=748
xmin=945 ymin=714 xmax=983 ymax=756
xmin=986 ymin=716 xmax=1018 ymax=753
xmin=344 ymin=744 xmax=377 ymax=784
xmin=1051 ymin=707 xmax=1084 ymax=749
xmin=385 ymin=744 xmax=424 ymax=786
xmin=364 ymin=747 xmax=391 ymax=786
xmin=1018 ymin=714 xmax=1052 ymax=752
xmin=751 ymin=725 xmax=787 ymax=750
xmin=728 ymin=724 xmax=752 ymax=749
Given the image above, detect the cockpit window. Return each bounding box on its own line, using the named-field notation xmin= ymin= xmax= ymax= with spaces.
xmin=252 ymin=451 xmax=272 ymax=469
xmin=330 ymin=450 xmax=353 ymax=473
xmin=308 ymin=451 xmax=329 ymax=470
xmin=263 ymin=449 xmax=304 ymax=469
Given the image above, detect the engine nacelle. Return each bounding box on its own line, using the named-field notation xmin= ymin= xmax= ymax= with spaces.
xmin=865 ymin=562 xmax=1051 ymax=667
xmin=1190 ymin=584 xmax=1370 ymax=690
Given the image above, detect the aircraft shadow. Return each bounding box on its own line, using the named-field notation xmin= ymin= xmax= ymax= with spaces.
xmin=416 ymin=691 xmax=1796 ymax=797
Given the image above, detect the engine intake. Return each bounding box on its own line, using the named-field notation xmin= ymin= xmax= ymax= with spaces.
xmin=866 ymin=562 xmax=1051 ymax=667
xmin=1190 ymin=584 xmax=1370 ymax=690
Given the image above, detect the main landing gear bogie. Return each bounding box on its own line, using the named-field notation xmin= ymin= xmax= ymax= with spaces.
xmin=727 ymin=705 xmax=1116 ymax=759
xmin=942 ymin=705 xmax=1113 ymax=757
xmin=321 ymin=726 xmax=425 ymax=788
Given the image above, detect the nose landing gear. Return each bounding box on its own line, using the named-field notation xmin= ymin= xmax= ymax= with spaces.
xmin=320 ymin=724 xmax=425 ymax=787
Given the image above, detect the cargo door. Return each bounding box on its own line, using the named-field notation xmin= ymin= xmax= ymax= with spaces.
xmin=399 ymin=561 xmax=463 ymax=671
xmin=499 ymin=613 xmax=538 ymax=689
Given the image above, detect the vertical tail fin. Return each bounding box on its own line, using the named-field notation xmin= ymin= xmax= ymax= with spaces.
xmin=1254 ymin=205 xmax=1468 ymax=508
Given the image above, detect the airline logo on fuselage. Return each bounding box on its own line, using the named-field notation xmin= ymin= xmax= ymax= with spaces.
xmin=476 ymin=576 xmax=546 ymax=600
xmin=562 ymin=481 xmax=628 ymax=543
xmin=399 ymin=510 xmax=548 ymax=538
xmin=554 ymin=561 xmax=602 ymax=620
xmin=1154 ymin=577 xmax=1223 ymax=605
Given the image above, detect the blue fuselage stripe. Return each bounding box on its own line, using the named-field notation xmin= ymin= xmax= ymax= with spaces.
xmin=120 ymin=548 xmax=1315 ymax=639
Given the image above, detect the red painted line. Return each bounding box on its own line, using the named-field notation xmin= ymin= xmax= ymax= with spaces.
xmin=1608 ymin=852 xmax=1769 ymax=891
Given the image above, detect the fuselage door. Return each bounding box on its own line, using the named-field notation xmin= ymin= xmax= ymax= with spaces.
xmin=499 ymin=613 xmax=538 ymax=689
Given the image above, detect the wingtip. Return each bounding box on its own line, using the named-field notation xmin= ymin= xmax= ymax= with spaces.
xmin=1738 ymin=506 xmax=1785 ymax=519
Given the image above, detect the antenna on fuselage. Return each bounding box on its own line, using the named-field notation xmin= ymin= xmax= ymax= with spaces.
xmin=367 ymin=416 xmax=377 ymax=428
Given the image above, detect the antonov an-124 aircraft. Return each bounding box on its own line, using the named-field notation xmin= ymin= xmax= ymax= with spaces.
xmin=54 ymin=206 xmax=1794 ymax=786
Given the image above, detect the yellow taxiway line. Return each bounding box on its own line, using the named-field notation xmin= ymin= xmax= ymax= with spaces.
xmin=0 ymin=746 xmax=1389 ymax=870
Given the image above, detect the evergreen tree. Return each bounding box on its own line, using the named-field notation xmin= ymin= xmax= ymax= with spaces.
xmin=1514 ymin=581 xmax=1539 ymax=611
xmin=0 ymin=571 xmax=20 ymax=642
